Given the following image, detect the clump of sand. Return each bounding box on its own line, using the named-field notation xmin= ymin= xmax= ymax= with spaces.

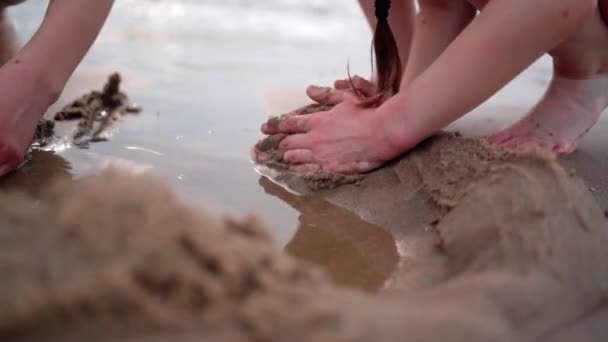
xmin=2 ymin=134 xmax=608 ymax=341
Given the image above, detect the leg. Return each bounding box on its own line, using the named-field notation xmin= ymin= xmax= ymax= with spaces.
xmin=403 ymin=0 xmax=476 ymax=85
xmin=380 ymin=0 xmax=596 ymax=151
xmin=489 ymin=4 xmax=608 ymax=153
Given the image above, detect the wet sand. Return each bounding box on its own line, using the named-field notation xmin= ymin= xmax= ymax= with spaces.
xmin=3 ymin=135 xmax=608 ymax=341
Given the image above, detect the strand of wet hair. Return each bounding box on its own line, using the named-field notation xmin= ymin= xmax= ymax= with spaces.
xmin=350 ymin=0 xmax=403 ymax=107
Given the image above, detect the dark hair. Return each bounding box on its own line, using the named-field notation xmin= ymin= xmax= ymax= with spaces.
xmin=352 ymin=0 xmax=402 ymax=107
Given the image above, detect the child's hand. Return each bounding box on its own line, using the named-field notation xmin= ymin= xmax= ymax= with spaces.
xmin=306 ymin=75 xmax=377 ymax=106
xmin=259 ymin=93 xmax=406 ymax=174
xmin=0 ymin=62 xmax=58 ymax=176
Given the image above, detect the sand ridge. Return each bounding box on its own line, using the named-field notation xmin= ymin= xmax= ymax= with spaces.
xmin=2 ymin=131 xmax=608 ymax=341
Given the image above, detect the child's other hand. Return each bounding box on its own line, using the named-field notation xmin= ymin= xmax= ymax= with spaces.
xmin=306 ymin=75 xmax=377 ymax=106
xmin=0 ymin=61 xmax=59 ymax=176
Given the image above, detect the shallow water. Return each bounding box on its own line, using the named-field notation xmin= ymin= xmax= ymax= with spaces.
xmin=5 ymin=0 xmax=608 ymax=291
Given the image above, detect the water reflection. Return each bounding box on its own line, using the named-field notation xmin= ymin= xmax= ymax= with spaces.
xmin=259 ymin=177 xmax=399 ymax=292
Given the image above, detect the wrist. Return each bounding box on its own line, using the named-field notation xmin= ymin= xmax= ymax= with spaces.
xmin=376 ymin=93 xmax=424 ymax=156
xmin=7 ymin=54 xmax=63 ymax=106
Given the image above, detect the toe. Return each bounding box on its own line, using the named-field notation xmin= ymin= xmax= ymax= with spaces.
xmin=499 ymin=136 xmax=530 ymax=150
xmin=487 ymin=130 xmax=514 ymax=145
xmin=552 ymin=141 xmax=578 ymax=155
xmin=517 ymin=140 xmax=546 ymax=152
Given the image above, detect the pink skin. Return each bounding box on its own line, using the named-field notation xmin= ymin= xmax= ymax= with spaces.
xmin=259 ymin=0 xmax=604 ymax=174
xmin=488 ymin=6 xmax=608 ymax=153
xmin=260 ymin=93 xmax=407 ymax=173
xmin=0 ymin=0 xmax=114 ymax=176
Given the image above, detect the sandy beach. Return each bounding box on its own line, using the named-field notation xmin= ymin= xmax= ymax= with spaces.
xmin=2 ymin=0 xmax=608 ymax=340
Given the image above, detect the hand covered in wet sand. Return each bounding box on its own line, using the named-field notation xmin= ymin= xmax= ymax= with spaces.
xmin=258 ymin=93 xmax=407 ymax=174
xmin=0 ymin=62 xmax=58 ymax=176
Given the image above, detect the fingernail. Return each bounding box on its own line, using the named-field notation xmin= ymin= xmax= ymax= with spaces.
xmin=268 ymin=149 xmax=284 ymax=163
xmin=266 ymin=117 xmax=281 ymax=131
xmin=256 ymin=134 xmax=285 ymax=152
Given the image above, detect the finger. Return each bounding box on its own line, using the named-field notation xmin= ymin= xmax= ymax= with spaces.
xmin=307 ymin=85 xmax=345 ymax=105
xmin=264 ymin=115 xmax=314 ymax=135
xmin=278 ymin=115 xmax=315 ymax=134
xmin=261 ymin=122 xmax=274 ymax=135
xmin=256 ymin=134 xmax=287 ymax=152
xmin=283 ymin=149 xmax=317 ymax=165
xmin=262 ymin=115 xmax=286 ymax=134
xmin=351 ymin=75 xmax=377 ymax=96
xmin=279 ymin=133 xmax=313 ymax=150
xmin=254 ymin=150 xmax=269 ymax=163
xmin=334 ymin=76 xmax=377 ymax=97
xmin=334 ymin=79 xmax=351 ymax=90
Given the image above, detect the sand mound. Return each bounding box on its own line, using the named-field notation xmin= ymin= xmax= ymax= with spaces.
xmin=2 ymin=134 xmax=608 ymax=341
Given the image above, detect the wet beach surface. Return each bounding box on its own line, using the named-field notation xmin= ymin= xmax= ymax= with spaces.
xmin=3 ymin=0 xmax=608 ymax=295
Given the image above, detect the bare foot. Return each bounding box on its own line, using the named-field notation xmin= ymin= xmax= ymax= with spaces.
xmin=488 ymin=74 xmax=608 ymax=154
xmin=489 ymin=6 xmax=608 ymax=154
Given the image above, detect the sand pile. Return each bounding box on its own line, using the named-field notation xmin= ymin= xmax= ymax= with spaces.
xmin=2 ymin=132 xmax=608 ymax=341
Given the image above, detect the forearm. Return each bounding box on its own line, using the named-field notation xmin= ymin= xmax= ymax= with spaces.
xmin=402 ymin=1 xmax=476 ymax=85
xmin=11 ymin=0 xmax=114 ymax=95
xmin=387 ymin=0 xmax=594 ymax=143
xmin=358 ymin=0 xmax=415 ymax=69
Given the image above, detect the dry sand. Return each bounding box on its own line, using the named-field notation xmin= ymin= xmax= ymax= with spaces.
xmin=2 ymin=128 xmax=608 ymax=341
